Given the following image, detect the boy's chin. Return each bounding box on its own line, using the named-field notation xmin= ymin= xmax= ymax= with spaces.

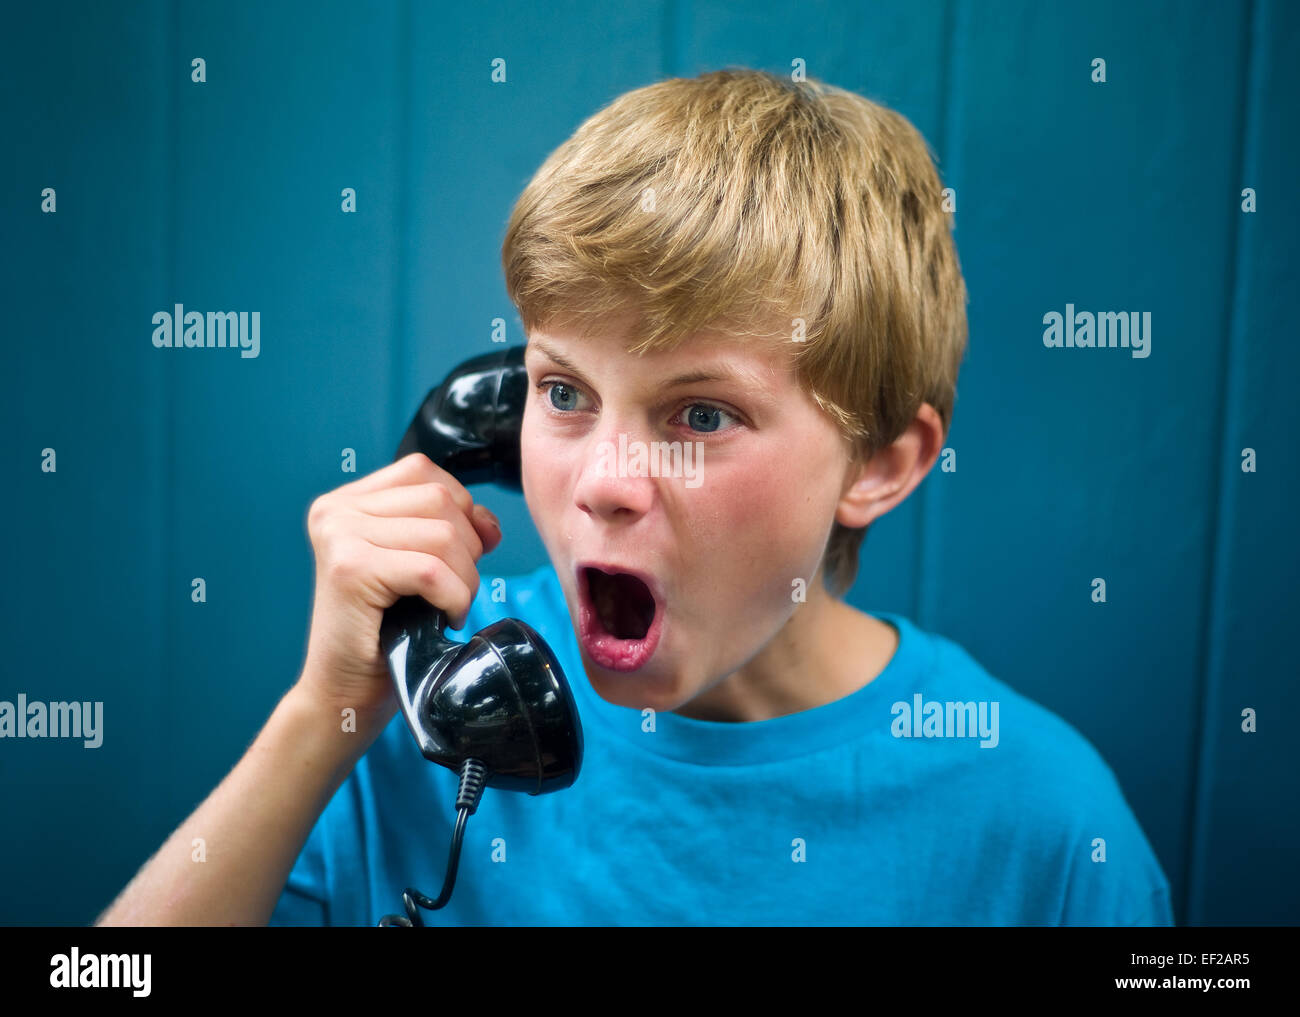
xmin=581 ymin=660 xmax=690 ymax=712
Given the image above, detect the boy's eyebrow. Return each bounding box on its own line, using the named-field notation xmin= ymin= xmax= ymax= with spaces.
xmin=527 ymin=337 xmax=769 ymax=391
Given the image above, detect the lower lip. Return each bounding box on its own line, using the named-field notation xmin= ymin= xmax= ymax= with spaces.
xmin=577 ymin=575 xmax=664 ymax=673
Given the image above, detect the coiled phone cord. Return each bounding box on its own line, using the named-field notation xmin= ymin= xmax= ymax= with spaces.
xmin=378 ymin=757 xmax=488 ymax=927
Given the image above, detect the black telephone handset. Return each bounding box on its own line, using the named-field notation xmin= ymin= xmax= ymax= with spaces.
xmin=376 ymin=345 xmax=584 ymax=926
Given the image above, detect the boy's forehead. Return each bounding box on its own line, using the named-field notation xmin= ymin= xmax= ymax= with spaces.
xmin=526 ymin=318 xmax=795 ymax=389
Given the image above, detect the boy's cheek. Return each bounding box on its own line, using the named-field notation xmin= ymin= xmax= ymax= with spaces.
xmin=518 ymin=424 xmax=551 ymax=500
xmin=520 ymin=437 xmax=574 ymax=540
xmin=709 ymin=491 xmax=834 ymax=598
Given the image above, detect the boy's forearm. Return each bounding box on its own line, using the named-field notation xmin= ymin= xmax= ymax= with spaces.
xmin=95 ymin=679 xmax=381 ymax=927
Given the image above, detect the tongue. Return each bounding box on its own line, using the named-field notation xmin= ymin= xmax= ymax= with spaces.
xmin=589 ymin=569 xmax=654 ymax=640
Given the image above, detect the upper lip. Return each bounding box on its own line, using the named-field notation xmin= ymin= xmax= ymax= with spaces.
xmin=575 ymin=560 xmax=665 ymax=611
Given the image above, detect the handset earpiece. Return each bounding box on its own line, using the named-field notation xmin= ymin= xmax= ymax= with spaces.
xmin=377 ymin=345 xmax=583 ymax=926
xmin=392 ymin=346 xmax=529 ymax=490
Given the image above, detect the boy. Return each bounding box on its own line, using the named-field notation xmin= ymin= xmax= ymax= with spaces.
xmin=97 ymin=68 xmax=1172 ymax=926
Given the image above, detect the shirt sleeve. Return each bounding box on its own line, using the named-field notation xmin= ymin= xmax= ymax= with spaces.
xmin=1056 ymin=781 xmax=1176 ymax=926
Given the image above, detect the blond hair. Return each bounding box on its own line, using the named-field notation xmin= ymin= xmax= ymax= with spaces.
xmin=502 ymin=68 xmax=968 ymax=595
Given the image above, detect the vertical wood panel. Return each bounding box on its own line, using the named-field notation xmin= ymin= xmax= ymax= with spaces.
xmin=1186 ymin=0 xmax=1300 ymax=926
xmin=933 ymin=0 xmax=1251 ymax=921
xmin=0 ymin=0 xmax=171 ymax=924
xmin=919 ymin=0 xmax=967 ymax=631
xmin=164 ymin=0 xmax=405 ymax=827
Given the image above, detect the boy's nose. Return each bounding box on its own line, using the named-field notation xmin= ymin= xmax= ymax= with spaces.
xmin=572 ymin=426 xmax=656 ymax=523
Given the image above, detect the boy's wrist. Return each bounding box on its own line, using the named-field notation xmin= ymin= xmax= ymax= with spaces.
xmin=280 ymin=676 xmax=393 ymax=778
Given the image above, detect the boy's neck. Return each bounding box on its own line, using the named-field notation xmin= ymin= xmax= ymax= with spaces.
xmin=670 ymin=583 xmax=899 ymax=723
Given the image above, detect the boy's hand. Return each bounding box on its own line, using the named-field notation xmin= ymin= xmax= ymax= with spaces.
xmin=295 ymin=452 xmax=503 ymax=728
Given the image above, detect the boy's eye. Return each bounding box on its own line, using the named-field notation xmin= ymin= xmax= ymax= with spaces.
xmin=544 ymin=382 xmax=587 ymax=412
xmin=681 ymin=404 xmax=734 ymax=433
xmin=539 ymin=380 xmax=738 ymax=433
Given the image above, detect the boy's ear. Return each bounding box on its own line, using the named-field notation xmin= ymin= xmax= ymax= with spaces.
xmin=835 ymin=403 xmax=945 ymax=529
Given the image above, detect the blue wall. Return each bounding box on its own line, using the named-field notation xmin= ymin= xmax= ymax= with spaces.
xmin=2 ymin=0 xmax=1294 ymax=925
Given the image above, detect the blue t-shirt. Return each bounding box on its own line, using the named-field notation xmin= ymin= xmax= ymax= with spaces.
xmin=269 ymin=563 xmax=1174 ymax=926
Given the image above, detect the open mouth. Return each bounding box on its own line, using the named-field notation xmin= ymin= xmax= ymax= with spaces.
xmin=585 ymin=567 xmax=655 ymax=639
xmin=576 ymin=564 xmax=664 ymax=672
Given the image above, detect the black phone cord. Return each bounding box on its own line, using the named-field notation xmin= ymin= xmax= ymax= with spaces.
xmin=378 ymin=757 xmax=488 ymax=926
